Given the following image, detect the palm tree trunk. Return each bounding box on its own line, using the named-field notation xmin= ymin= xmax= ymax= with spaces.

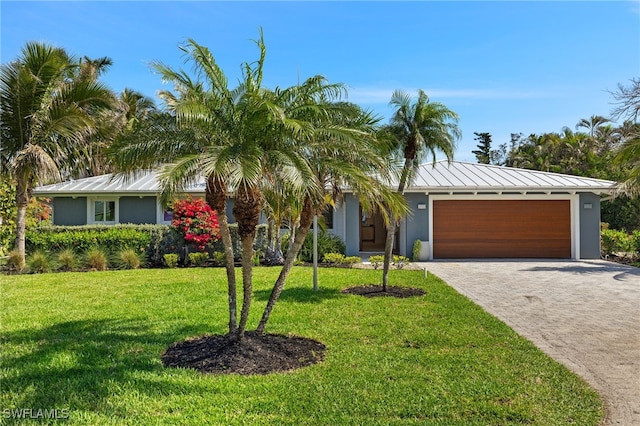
xmin=257 ymin=198 xmax=314 ymax=334
xmin=14 ymin=178 xmax=29 ymax=264
xmin=237 ymin=234 xmax=255 ymax=338
xmin=381 ymin=214 xmax=396 ymax=292
xmin=206 ymin=175 xmax=237 ymax=334
xmin=382 ymin=158 xmax=412 ymax=290
xmin=232 ymin=184 xmax=262 ymax=340
xmin=266 ymin=216 xmax=275 ymax=254
xmin=218 ymin=215 xmax=237 ymax=334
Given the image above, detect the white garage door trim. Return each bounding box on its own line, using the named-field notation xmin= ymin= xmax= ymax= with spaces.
xmin=428 ymin=194 xmax=580 ymax=260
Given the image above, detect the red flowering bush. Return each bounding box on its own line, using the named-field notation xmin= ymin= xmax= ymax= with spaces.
xmin=171 ymin=197 xmax=220 ymax=251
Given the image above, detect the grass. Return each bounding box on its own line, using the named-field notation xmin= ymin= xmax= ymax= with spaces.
xmin=1 ymin=267 xmax=603 ymax=425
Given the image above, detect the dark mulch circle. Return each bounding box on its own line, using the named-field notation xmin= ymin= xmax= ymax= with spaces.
xmin=162 ymin=331 xmax=326 ymax=375
xmin=341 ymin=285 xmax=426 ymax=298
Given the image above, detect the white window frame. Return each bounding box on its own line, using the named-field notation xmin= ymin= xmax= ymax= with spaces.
xmin=88 ymin=197 xmax=119 ymax=225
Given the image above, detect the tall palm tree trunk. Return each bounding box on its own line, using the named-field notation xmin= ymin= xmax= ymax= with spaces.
xmin=257 ymin=198 xmax=314 ymax=334
xmin=14 ymin=177 xmax=30 ymax=264
xmin=382 ymin=158 xmax=412 ymax=290
xmin=232 ymin=184 xmax=262 ymax=340
xmin=206 ymin=175 xmax=237 ymax=333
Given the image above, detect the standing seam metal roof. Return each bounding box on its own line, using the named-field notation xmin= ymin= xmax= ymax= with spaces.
xmin=33 ymin=161 xmax=616 ymax=195
xmin=405 ymin=161 xmax=614 ymax=192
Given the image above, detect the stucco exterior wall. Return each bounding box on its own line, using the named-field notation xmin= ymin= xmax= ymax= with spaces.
xmin=327 ymin=201 xmax=344 ymax=240
xmin=344 ymin=194 xmax=361 ymax=256
xmin=579 ymin=192 xmax=602 ymax=259
xmin=403 ymin=193 xmax=430 ymax=257
xmin=48 ymin=191 xmax=604 ymax=261
xmin=53 ymin=197 xmax=87 ymax=226
xmin=120 ymin=196 xmax=157 ymax=224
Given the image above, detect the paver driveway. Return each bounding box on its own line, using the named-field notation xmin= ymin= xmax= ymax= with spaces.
xmin=420 ymin=260 xmax=640 ymax=426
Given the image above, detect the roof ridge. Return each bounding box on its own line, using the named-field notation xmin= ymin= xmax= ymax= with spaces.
xmin=424 ymin=160 xmax=615 ymax=183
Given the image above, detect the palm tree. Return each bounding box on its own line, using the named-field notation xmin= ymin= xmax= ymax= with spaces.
xmin=77 ymin=88 xmax=155 ymax=178
xmin=380 ymin=90 xmax=460 ymax=290
xmin=108 ymin=108 xmax=239 ymax=331
xmin=614 ymin=131 xmax=640 ymax=197
xmin=257 ymin=99 xmax=409 ymax=333
xmin=147 ymin=34 xmax=320 ymax=340
xmin=120 ymin=89 xmax=156 ymax=127
xmin=576 ymin=115 xmax=610 ymax=138
xmin=0 ymin=42 xmax=116 ymax=263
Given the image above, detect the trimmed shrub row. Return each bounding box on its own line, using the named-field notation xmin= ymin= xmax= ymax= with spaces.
xmin=368 ymin=255 xmax=411 ymax=270
xmin=322 ymin=253 xmax=361 ymax=267
xmin=25 ymin=223 xmax=270 ymax=267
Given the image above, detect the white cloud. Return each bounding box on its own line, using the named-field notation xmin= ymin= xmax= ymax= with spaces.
xmin=346 ymin=86 xmax=555 ymax=104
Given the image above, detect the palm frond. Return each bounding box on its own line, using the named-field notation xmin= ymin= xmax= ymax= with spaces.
xmin=157 ymin=155 xmax=204 ymax=206
xmin=12 ymin=144 xmax=61 ymax=185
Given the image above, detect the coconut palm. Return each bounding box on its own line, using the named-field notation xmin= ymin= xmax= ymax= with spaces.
xmin=0 ymin=42 xmax=116 ymax=263
xmin=120 ymin=89 xmax=156 ymax=127
xmin=380 ymin=90 xmax=460 ymax=290
xmin=77 ymin=88 xmax=155 ymax=178
xmin=576 ymin=115 xmax=610 ymax=138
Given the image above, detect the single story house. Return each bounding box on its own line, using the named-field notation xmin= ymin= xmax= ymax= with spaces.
xmin=33 ymin=161 xmax=616 ymax=260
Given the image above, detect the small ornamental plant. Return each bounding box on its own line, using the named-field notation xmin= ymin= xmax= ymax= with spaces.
xmin=171 ymin=197 xmax=220 ymax=251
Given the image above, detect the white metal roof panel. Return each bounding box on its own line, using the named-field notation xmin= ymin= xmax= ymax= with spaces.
xmin=405 ymin=161 xmax=615 ymax=193
xmin=33 ymin=161 xmax=616 ymax=196
xmin=33 ymin=170 xmax=207 ymax=195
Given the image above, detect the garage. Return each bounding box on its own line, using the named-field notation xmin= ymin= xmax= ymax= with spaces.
xmin=432 ymin=199 xmax=572 ymax=259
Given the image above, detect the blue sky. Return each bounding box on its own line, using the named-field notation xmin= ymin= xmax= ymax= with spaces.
xmin=2 ymin=1 xmax=639 ymax=161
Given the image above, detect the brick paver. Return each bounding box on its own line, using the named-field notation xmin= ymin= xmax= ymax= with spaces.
xmin=419 ymin=260 xmax=640 ymax=425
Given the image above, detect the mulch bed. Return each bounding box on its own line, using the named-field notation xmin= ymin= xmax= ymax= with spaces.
xmin=162 ymin=331 xmax=326 ymax=375
xmin=606 ymin=255 xmax=640 ymax=267
xmin=341 ymin=285 xmax=425 ymax=298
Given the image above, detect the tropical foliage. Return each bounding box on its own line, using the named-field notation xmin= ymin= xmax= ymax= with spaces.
xmin=475 ymin=112 xmax=640 ymax=231
xmin=109 ymin=31 xmax=407 ymax=340
xmin=379 ymin=89 xmax=460 ymax=290
xmin=0 ymin=42 xmax=118 ymax=262
xmin=0 ymin=180 xmax=51 ymax=255
xmin=610 ymin=78 xmax=640 ymax=197
xmin=170 ymin=197 xmax=220 ymax=251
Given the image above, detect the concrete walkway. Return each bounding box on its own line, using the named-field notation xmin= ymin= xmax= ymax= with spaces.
xmin=418 ymin=260 xmax=640 ymax=426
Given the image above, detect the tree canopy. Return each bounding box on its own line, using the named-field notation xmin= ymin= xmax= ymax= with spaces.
xmin=0 ymin=42 xmax=118 ymax=261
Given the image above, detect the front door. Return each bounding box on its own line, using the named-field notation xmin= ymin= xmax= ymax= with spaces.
xmin=359 ymin=207 xmax=399 ymax=253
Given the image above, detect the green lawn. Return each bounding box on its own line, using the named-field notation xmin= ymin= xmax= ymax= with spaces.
xmin=1 ymin=267 xmax=603 ymax=425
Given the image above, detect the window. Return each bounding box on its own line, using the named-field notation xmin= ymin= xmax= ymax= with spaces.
xmin=322 ymin=206 xmax=334 ymax=229
xmin=90 ymin=199 xmax=117 ymax=224
xmin=94 ymin=200 xmax=115 ymax=222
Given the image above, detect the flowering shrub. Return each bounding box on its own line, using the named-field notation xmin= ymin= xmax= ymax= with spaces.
xmin=171 ymin=197 xmax=220 ymax=251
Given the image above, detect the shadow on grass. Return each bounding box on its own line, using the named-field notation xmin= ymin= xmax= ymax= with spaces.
xmin=1 ymin=318 xmax=209 ymax=412
xmin=253 ymin=286 xmax=342 ymax=303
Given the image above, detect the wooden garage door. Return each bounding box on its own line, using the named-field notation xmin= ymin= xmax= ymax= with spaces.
xmin=433 ymin=200 xmax=571 ymax=259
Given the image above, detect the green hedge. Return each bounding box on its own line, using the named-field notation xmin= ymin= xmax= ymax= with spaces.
xmin=25 ymin=223 xmax=269 ymax=267
xmin=601 ymin=228 xmax=640 ymax=258
xmin=26 ymin=225 xmax=154 ymax=255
